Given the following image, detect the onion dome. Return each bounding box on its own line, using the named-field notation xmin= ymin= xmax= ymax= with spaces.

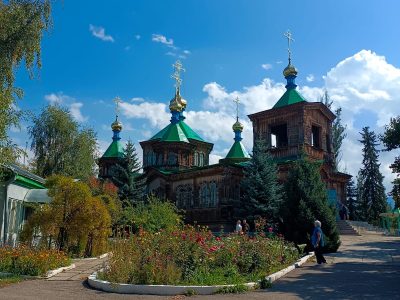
xmin=111 ymin=118 xmax=123 ymax=131
xmin=232 ymin=120 xmax=244 ymax=132
xmin=283 ymin=63 xmax=298 ymax=77
xmin=169 ymin=88 xmax=186 ymax=112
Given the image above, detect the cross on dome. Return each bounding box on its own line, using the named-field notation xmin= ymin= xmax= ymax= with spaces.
xmin=284 ymin=30 xmax=295 ymax=63
xmin=171 ymin=60 xmax=185 ymax=90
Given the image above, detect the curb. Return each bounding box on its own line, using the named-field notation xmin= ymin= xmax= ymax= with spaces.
xmin=87 ymin=252 xmax=315 ymax=295
xmin=0 ymin=262 xmax=76 ymax=280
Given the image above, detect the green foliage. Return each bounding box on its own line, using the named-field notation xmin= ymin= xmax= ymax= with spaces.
xmin=216 ymin=284 xmax=249 ymax=294
xmin=184 ymin=289 xmax=198 ymax=296
xmin=110 ymin=140 xmax=145 ymax=206
xmin=0 ymin=0 xmax=51 ymax=167
xmin=102 ymin=222 xmax=299 ymax=286
xmin=28 ymin=105 xmax=97 ymax=179
xmin=390 ymin=178 xmax=400 ymax=209
xmin=0 ymin=274 xmax=24 ymax=288
xmin=259 ymin=278 xmax=272 ymax=289
xmin=131 ymin=195 xmax=183 ymax=232
xmin=239 ymin=140 xmax=282 ymax=223
xmin=346 ymin=177 xmax=357 ymax=220
xmin=332 ymin=107 xmax=347 ymax=171
xmin=20 ymin=175 xmax=111 ymax=257
xmin=281 ymin=156 xmax=340 ymax=252
xmin=0 ymin=245 xmax=70 ymax=276
xmin=357 ymin=127 xmax=387 ymax=222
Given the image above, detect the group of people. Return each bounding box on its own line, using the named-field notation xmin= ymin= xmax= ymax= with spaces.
xmin=235 ymin=219 xmax=250 ymax=234
xmin=235 ymin=218 xmax=327 ymax=265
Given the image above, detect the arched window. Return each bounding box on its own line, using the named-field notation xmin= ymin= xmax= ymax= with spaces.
xmin=210 ymin=182 xmax=218 ymax=207
xmin=157 ymin=154 xmax=163 ymax=166
xmin=176 ymin=185 xmax=193 ymax=208
xmin=194 ymin=152 xmax=199 ymax=166
xmin=168 ymin=152 xmax=177 ymax=165
xmin=200 ymin=183 xmax=209 ymax=207
xmin=176 ymin=186 xmax=185 ymax=208
xmin=199 ymin=152 xmax=204 ymax=166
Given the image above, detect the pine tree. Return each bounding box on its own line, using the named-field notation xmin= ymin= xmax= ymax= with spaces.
xmin=346 ymin=177 xmax=357 ymax=220
xmin=110 ymin=140 xmax=145 ymax=207
xmin=357 ymin=127 xmax=387 ymax=222
xmin=390 ymin=178 xmax=400 ymax=209
xmin=281 ymin=156 xmax=340 ymax=252
xmin=239 ymin=140 xmax=282 ymax=224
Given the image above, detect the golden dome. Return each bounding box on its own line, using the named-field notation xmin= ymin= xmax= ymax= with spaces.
xmin=169 ymin=88 xmax=187 ymax=112
xmin=111 ymin=119 xmax=123 ymax=131
xmin=232 ymin=120 xmax=244 ymax=132
xmin=283 ymin=63 xmax=298 ymax=77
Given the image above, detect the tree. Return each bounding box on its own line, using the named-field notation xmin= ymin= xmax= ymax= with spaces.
xmin=319 ymin=91 xmax=347 ymax=171
xmin=346 ymin=177 xmax=357 ymax=220
xmin=20 ymin=175 xmax=111 ymax=257
xmin=281 ymin=156 xmax=340 ymax=252
xmin=110 ymin=140 xmax=145 ymax=207
xmin=357 ymin=127 xmax=387 ymax=222
xmin=332 ymin=107 xmax=347 ymax=171
xmin=28 ymin=105 xmax=97 ymax=179
xmin=0 ymin=0 xmax=51 ymax=166
xmin=239 ymin=140 xmax=282 ymax=224
xmin=389 ymin=178 xmax=400 ymax=209
xmin=381 ymin=116 xmax=400 ymax=174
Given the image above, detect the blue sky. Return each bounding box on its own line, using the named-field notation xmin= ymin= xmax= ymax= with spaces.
xmin=12 ymin=0 xmax=400 ymax=190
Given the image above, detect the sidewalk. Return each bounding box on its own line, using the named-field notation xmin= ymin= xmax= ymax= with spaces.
xmin=0 ymin=232 xmax=399 ymax=299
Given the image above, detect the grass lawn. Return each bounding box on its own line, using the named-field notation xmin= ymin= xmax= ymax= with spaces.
xmin=0 ymin=274 xmax=25 ymax=288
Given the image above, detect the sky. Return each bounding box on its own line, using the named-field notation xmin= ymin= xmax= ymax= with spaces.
xmin=11 ymin=0 xmax=400 ymax=191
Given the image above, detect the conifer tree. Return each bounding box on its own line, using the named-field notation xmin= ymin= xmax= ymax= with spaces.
xmin=357 ymin=127 xmax=387 ymax=222
xmin=346 ymin=177 xmax=357 ymax=220
xmin=281 ymin=156 xmax=340 ymax=252
xmin=390 ymin=178 xmax=400 ymax=209
xmin=110 ymin=140 xmax=145 ymax=207
xmin=239 ymin=140 xmax=282 ymax=224
xmin=332 ymin=107 xmax=347 ymax=171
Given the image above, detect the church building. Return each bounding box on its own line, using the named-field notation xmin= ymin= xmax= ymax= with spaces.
xmin=99 ymin=39 xmax=350 ymax=230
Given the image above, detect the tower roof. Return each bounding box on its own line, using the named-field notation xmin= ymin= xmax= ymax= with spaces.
xmin=102 ymin=140 xmax=124 ymax=158
xmin=150 ymin=120 xmax=205 ymax=143
xmin=273 ymin=88 xmax=306 ymax=108
xmin=225 ymin=141 xmax=250 ymax=160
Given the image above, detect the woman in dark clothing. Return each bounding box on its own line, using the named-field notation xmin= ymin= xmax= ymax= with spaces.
xmin=311 ymin=220 xmax=327 ymax=264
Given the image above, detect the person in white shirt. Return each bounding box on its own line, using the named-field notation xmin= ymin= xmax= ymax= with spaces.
xmin=235 ymin=220 xmax=242 ymax=234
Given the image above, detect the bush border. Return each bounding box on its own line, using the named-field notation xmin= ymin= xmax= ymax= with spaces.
xmin=87 ymin=252 xmax=314 ymax=295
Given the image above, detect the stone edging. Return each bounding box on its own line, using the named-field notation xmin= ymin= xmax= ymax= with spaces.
xmin=0 ymin=263 xmax=76 ymax=279
xmin=87 ymin=252 xmax=314 ymax=295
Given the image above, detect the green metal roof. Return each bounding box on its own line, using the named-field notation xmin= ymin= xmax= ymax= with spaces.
xmin=273 ymin=89 xmax=307 ymax=108
xmin=15 ymin=175 xmax=45 ymax=189
xmin=225 ymin=141 xmax=250 ymax=159
xmin=150 ymin=120 xmax=205 ymax=143
xmin=102 ymin=140 xmax=124 ymax=158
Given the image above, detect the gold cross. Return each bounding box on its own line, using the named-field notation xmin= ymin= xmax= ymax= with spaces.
xmin=284 ymin=30 xmax=295 ymax=62
xmin=171 ymin=60 xmax=185 ymax=89
xmin=233 ymin=96 xmax=240 ymax=121
xmin=113 ymin=96 xmax=122 ymax=116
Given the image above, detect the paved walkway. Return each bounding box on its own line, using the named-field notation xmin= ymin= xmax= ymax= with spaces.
xmin=1 ymin=231 xmax=399 ymax=299
xmin=47 ymin=256 xmax=108 ymax=281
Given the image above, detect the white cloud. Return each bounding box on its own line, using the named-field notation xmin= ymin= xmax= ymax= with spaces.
xmin=183 ymin=50 xmax=191 ymax=55
xmin=131 ymin=97 xmax=145 ymax=102
xmin=261 ymin=63 xmax=272 ymax=70
xmin=306 ymin=74 xmax=315 ymax=82
xmin=165 ymin=51 xmax=176 ymax=57
xmin=120 ymin=101 xmax=169 ymax=128
xmin=276 ymin=61 xmax=283 ymax=64
xmin=44 ymin=93 xmax=88 ymax=122
xmin=152 ymin=34 xmax=174 ymax=46
xmin=89 ymin=24 xmax=114 ymax=42
xmin=135 ymin=34 xmax=141 ymax=40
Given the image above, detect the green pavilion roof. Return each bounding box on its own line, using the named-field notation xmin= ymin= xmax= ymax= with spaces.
xmin=102 ymin=140 xmax=124 ymax=158
xmin=273 ymin=88 xmax=307 ymax=109
xmin=225 ymin=141 xmax=250 ymax=159
xmin=150 ymin=120 xmax=205 ymax=143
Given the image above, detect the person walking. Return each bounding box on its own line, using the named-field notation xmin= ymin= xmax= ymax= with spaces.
xmin=311 ymin=220 xmax=327 ymax=264
xmin=235 ymin=220 xmax=242 ymax=234
xmin=242 ymin=219 xmax=250 ymax=235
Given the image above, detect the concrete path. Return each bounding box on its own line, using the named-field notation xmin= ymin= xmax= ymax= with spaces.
xmin=1 ymin=231 xmax=399 ymax=299
xmin=47 ymin=256 xmax=108 ymax=281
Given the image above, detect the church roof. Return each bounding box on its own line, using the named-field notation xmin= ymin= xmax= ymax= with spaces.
xmin=102 ymin=140 xmax=124 ymax=158
xmin=273 ymin=88 xmax=306 ymax=109
xmin=225 ymin=141 xmax=250 ymax=160
xmin=150 ymin=120 xmax=205 ymax=143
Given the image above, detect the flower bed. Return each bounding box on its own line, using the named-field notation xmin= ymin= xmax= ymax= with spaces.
xmin=0 ymin=245 xmax=70 ymax=276
xmin=100 ymin=225 xmax=299 ymax=286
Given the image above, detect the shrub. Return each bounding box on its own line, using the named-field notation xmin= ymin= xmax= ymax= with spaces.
xmin=101 ymin=225 xmax=299 ymax=286
xmin=0 ymin=245 xmax=70 ymax=276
